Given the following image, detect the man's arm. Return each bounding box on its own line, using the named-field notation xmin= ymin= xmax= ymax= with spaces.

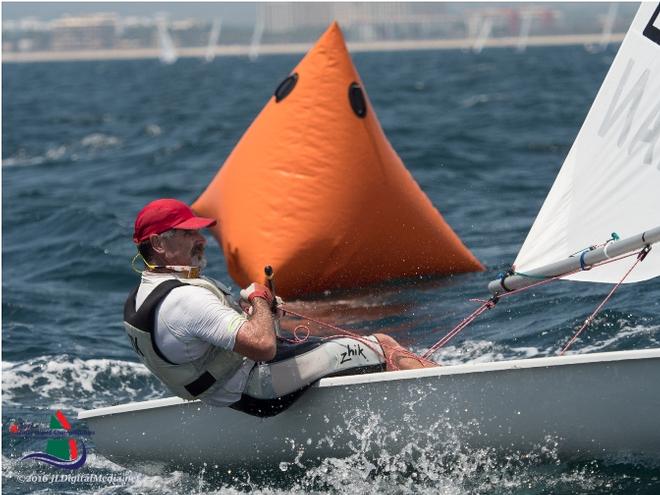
xmin=233 ymin=297 xmax=277 ymax=362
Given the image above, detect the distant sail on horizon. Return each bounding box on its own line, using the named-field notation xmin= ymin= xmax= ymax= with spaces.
xmin=516 ymin=13 xmax=533 ymax=53
xmin=599 ymin=3 xmax=620 ymax=51
xmin=157 ymin=17 xmax=178 ymax=65
xmin=472 ymin=17 xmax=493 ymax=54
xmin=205 ymin=18 xmax=222 ymax=63
xmin=248 ymin=6 xmax=265 ymax=62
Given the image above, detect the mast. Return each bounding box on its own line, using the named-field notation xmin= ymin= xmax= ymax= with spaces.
xmin=488 ymin=226 xmax=660 ymax=296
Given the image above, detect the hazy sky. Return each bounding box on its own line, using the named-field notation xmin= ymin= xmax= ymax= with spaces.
xmin=2 ymin=2 xmax=258 ymax=25
xmin=2 ymin=2 xmax=637 ymax=27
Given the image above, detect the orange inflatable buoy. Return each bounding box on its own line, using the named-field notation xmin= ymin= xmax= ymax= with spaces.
xmin=194 ymin=22 xmax=483 ymax=298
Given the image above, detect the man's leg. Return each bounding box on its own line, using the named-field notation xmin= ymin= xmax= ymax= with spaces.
xmin=373 ymin=333 xmax=438 ymax=370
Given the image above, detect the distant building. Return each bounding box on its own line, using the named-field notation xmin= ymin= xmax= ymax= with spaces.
xmin=0 ymin=3 xmax=637 ymax=56
xmin=50 ymin=13 xmax=118 ymax=50
xmin=262 ymin=3 xmax=334 ymax=33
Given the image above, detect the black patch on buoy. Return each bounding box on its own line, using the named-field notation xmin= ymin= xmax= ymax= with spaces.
xmin=274 ymin=73 xmax=298 ymax=102
xmin=348 ymin=82 xmax=367 ymax=118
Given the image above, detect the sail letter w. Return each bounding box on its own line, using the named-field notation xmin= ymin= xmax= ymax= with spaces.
xmin=598 ymin=59 xmax=649 ymax=148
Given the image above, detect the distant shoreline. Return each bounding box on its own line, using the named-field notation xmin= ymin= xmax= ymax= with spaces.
xmin=2 ymin=33 xmax=625 ymax=63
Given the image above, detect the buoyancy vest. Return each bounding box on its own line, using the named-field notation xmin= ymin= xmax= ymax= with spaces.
xmin=123 ymin=276 xmax=249 ymax=401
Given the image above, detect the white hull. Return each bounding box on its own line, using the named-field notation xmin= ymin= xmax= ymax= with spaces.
xmin=79 ymin=349 xmax=660 ymax=472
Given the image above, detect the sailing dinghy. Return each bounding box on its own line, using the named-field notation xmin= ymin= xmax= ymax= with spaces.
xmin=79 ymin=349 xmax=660 ymax=472
xmin=80 ymin=3 xmax=660 ymax=472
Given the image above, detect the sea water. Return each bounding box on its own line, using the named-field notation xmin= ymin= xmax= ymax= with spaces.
xmin=3 ymin=46 xmax=660 ymax=494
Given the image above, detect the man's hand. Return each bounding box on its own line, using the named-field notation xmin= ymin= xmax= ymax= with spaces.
xmin=234 ymin=285 xmax=278 ymax=361
xmin=239 ymin=283 xmax=285 ymax=318
xmin=240 ymin=283 xmax=274 ymax=306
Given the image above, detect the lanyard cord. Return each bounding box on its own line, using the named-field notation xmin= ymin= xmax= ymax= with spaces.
xmin=131 ymin=252 xmax=200 ymax=278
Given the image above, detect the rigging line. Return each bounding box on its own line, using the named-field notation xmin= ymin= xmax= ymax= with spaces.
xmin=282 ymin=307 xmax=436 ymax=369
xmin=559 ymin=247 xmax=651 ymax=355
xmin=279 ymin=309 xmax=388 ymax=364
xmin=421 ymin=298 xmax=497 ymax=360
xmin=421 ymin=250 xmax=643 ymax=359
xmin=276 ymin=248 xmax=645 ymax=366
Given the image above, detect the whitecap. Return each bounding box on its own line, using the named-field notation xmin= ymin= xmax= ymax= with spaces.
xmin=418 ymin=339 xmax=537 ymax=366
xmin=2 ymin=355 xmax=163 ymax=412
xmin=562 ymin=322 xmax=660 ymax=355
xmin=460 ymin=92 xmax=507 ymax=108
xmin=461 ymin=94 xmax=491 ymax=108
xmin=145 ymin=124 xmax=162 ymax=136
xmin=2 ymin=145 xmax=66 ymax=167
xmin=1 ymin=154 xmax=45 ymax=167
xmin=80 ymin=133 xmax=120 ymax=148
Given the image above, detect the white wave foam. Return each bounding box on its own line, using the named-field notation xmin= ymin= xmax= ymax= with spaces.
xmin=421 ymin=319 xmax=659 ymax=364
xmin=416 ymin=339 xmax=549 ymax=366
xmin=460 ymin=92 xmax=507 ymax=108
xmin=81 ymin=133 xmax=120 ymax=148
xmin=562 ymin=321 xmax=660 ymax=355
xmin=2 ymin=355 xmax=163 ymax=412
xmin=2 ymin=453 xmax=287 ymax=495
xmin=290 ymin=408 xmax=606 ymax=494
xmin=2 ymin=145 xmax=67 ymax=167
xmin=3 ymin=134 xmax=119 ymax=168
xmin=145 ymin=124 xmax=162 ymax=136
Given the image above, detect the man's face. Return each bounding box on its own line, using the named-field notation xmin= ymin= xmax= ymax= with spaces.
xmin=157 ymin=229 xmax=207 ymax=268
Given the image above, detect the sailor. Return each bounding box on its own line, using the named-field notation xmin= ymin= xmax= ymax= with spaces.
xmin=125 ymin=198 xmax=436 ymax=416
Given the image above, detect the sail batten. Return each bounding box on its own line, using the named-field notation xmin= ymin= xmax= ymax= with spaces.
xmin=513 ymin=3 xmax=660 ymax=285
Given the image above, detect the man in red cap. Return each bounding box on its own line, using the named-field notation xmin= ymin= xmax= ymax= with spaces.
xmin=125 ymin=198 xmax=435 ymax=414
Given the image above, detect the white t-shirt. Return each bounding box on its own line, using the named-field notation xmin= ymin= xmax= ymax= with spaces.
xmin=135 ymin=272 xmax=254 ymax=406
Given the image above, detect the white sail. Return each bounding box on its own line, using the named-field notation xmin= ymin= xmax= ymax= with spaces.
xmin=516 ymin=13 xmax=533 ymax=53
xmin=157 ymin=17 xmax=178 ymax=65
xmin=472 ymin=17 xmax=493 ymax=54
xmin=514 ymin=3 xmax=660 ymax=284
xmin=205 ymin=18 xmax=222 ymax=63
xmin=599 ymin=3 xmax=619 ymax=51
xmin=465 ymin=15 xmax=481 ymax=42
xmin=248 ymin=5 xmax=265 ymax=62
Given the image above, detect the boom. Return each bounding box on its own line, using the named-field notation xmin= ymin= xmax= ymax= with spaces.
xmin=488 ymin=225 xmax=660 ymax=295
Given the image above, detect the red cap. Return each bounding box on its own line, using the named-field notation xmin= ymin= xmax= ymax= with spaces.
xmin=133 ymin=198 xmax=216 ymax=243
